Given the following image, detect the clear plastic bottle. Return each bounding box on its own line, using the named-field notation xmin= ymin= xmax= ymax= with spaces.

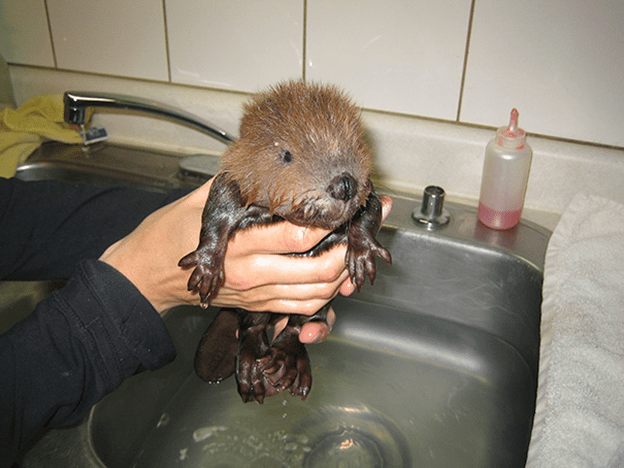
xmin=477 ymin=108 xmax=532 ymax=230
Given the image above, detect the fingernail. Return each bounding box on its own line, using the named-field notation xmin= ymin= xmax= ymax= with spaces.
xmin=310 ymin=328 xmax=324 ymax=343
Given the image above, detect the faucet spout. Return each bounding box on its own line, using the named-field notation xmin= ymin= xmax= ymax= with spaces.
xmin=63 ymin=91 xmax=235 ymax=145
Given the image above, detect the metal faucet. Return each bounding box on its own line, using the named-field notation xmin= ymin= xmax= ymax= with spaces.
xmin=63 ymin=91 xmax=235 ymax=145
xmin=412 ymin=185 xmax=450 ymax=228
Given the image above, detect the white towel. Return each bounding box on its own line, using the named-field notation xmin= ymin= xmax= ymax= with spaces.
xmin=526 ymin=193 xmax=624 ymax=468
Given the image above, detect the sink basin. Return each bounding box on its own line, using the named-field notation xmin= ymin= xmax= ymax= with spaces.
xmin=9 ymin=142 xmax=550 ymax=467
xmin=14 ymin=141 xmax=216 ymax=192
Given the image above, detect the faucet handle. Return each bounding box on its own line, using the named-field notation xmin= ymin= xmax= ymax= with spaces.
xmin=412 ymin=185 xmax=450 ymax=228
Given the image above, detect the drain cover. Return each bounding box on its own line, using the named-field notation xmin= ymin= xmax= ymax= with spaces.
xmin=304 ymin=428 xmax=383 ymax=468
xmin=297 ymin=405 xmax=411 ymax=468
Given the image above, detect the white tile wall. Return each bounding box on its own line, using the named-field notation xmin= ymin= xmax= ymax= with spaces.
xmin=0 ymin=0 xmax=55 ymax=67
xmin=10 ymin=66 xmax=624 ymax=230
xmin=306 ymin=0 xmax=472 ymax=121
xmin=461 ymin=0 xmax=624 ymax=147
xmin=46 ymin=0 xmax=169 ymax=81
xmin=166 ymin=0 xmax=303 ymax=92
xmin=0 ymin=0 xmax=623 ymax=148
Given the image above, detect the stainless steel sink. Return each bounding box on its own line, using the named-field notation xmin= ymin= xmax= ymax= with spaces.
xmin=8 ymin=142 xmax=550 ymax=467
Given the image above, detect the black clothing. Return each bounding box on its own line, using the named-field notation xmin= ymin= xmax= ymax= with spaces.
xmin=0 ymin=178 xmax=188 ymax=466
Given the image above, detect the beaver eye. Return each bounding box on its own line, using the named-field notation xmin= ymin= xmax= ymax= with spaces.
xmin=282 ymin=149 xmax=293 ymax=163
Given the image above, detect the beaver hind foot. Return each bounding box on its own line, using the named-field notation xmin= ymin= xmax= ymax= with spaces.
xmin=195 ymin=306 xmax=326 ymax=404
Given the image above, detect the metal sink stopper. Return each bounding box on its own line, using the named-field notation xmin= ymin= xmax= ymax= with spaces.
xmin=412 ymin=185 xmax=450 ymax=228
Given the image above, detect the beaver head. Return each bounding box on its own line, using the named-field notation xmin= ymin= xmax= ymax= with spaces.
xmin=221 ymin=81 xmax=372 ymax=230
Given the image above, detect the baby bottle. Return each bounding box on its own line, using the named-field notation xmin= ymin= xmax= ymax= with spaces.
xmin=477 ymin=108 xmax=532 ymax=230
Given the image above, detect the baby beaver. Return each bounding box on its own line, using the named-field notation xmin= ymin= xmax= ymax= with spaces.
xmin=179 ymin=81 xmax=391 ymax=403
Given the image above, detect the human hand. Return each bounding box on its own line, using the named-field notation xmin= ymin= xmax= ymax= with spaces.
xmin=100 ymin=177 xmax=392 ymax=343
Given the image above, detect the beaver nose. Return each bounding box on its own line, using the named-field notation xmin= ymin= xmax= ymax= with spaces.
xmin=328 ymin=173 xmax=358 ymax=201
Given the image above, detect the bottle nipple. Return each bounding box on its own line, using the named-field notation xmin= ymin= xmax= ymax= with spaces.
xmin=497 ymin=108 xmax=526 ymax=149
xmin=507 ymin=108 xmax=518 ymax=134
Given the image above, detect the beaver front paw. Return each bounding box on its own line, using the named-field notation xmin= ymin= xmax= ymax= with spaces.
xmin=346 ymin=237 xmax=392 ymax=291
xmin=178 ymin=248 xmax=225 ymax=304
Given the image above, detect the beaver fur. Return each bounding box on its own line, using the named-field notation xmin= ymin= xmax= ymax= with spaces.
xmin=179 ymin=81 xmax=391 ymax=403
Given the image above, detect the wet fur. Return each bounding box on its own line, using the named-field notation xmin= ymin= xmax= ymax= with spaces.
xmin=223 ymin=81 xmax=372 ymax=226
xmin=180 ymin=81 xmax=391 ymax=403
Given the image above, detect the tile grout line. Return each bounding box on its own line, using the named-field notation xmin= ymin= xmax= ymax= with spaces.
xmin=456 ymin=0 xmax=477 ymax=123
xmin=43 ymin=0 xmax=58 ymax=69
xmin=162 ymin=0 xmax=172 ymax=83
xmin=302 ymin=0 xmax=308 ymax=81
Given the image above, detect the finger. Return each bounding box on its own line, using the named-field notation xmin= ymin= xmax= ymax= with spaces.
xmin=299 ymin=307 xmax=336 ymax=344
xmin=211 ymin=293 xmax=339 ymax=316
xmin=379 ymin=195 xmax=393 ymax=221
xmin=272 ymin=316 xmax=288 ymax=339
xmin=224 ymin=244 xmax=348 ymax=290
xmin=338 ymin=276 xmax=356 ymax=297
xmin=217 ymin=267 xmax=350 ymax=309
xmin=231 ymin=197 xmax=390 ymax=257
xmin=270 ymin=307 xmax=335 ymax=344
xmin=234 ymin=196 xmax=391 ymax=285
xmin=228 ymin=222 xmax=332 ymax=256
xmin=220 ymin=271 xmax=347 ymax=302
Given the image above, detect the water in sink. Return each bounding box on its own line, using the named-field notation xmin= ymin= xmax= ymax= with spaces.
xmin=94 ymin=298 xmax=535 ymax=468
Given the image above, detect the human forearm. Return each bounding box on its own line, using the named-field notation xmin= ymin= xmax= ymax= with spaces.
xmin=0 ymin=260 xmax=175 ymax=464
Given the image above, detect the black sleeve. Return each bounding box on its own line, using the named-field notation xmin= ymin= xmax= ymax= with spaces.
xmin=0 ymin=178 xmax=192 ymax=465
xmin=0 ymin=177 xmax=190 ymax=280
xmin=0 ymin=260 xmax=177 ymax=465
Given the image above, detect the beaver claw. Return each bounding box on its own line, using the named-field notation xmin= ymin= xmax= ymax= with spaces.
xmin=178 ymin=248 xmax=225 ymax=304
xmin=260 ymin=329 xmax=312 ymax=400
xmin=236 ymin=325 xmax=272 ymax=403
xmin=236 ymin=327 xmax=312 ymax=404
xmin=346 ymin=237 xmax=392 ymax=291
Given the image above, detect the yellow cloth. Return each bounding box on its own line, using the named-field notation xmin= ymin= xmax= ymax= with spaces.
xmin=0 ymin=95 xmax=85 ymax=178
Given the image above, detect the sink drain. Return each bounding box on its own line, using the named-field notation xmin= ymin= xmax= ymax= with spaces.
xmin=297 ymin=405 xmax=411 ymax=468
xmin=304 ymin=428 xmax=383 ymax=468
